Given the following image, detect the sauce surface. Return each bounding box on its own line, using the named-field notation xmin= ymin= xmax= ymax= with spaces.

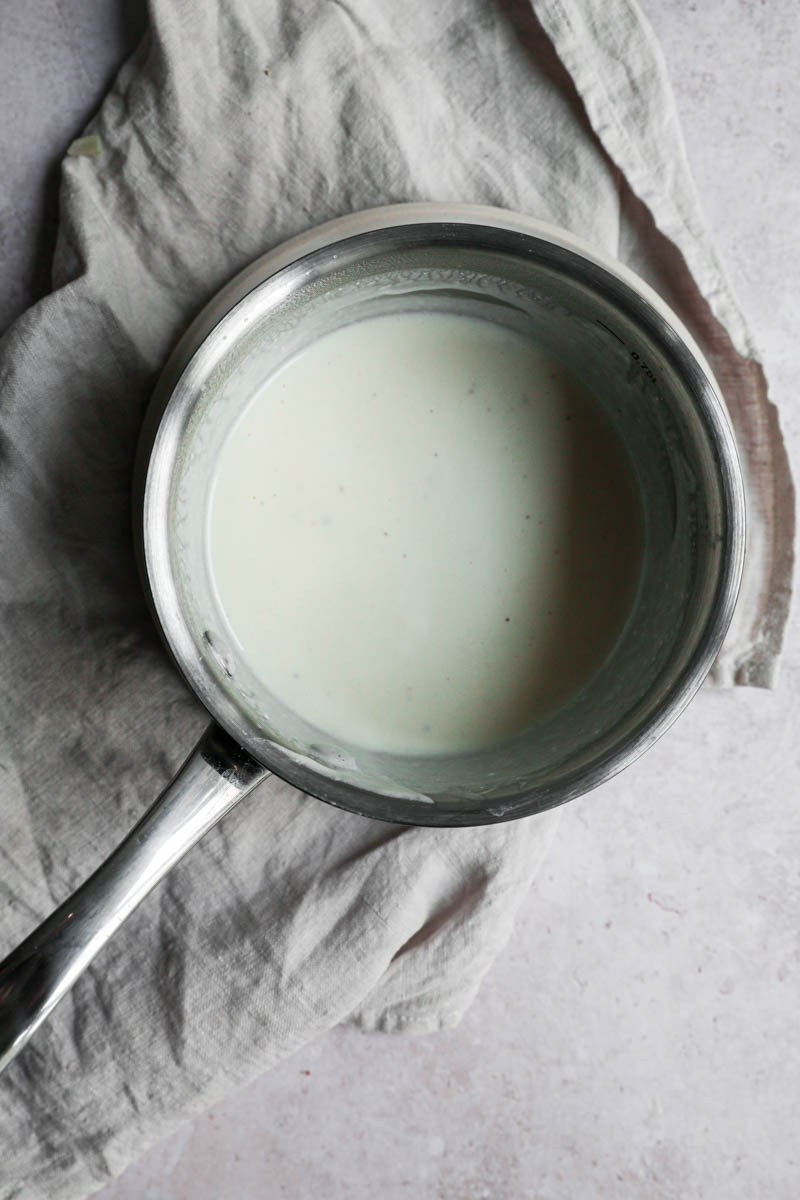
xmin=208 ymin=312 xmax=642 ymax=754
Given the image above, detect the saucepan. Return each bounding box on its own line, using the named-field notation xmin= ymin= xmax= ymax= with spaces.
xmin=0 ymin=203 xmax=745 ymax=1071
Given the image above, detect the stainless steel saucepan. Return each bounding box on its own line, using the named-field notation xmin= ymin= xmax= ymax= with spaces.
xmin=0 ymin=204 xmax=745 ymax=1071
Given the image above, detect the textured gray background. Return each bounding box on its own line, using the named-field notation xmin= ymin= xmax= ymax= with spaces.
xmin=1 ymin=1 xmax=798 ymax=1197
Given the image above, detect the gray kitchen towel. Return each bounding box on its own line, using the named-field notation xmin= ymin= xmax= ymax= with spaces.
xmin=0 ymin=1 xmax=793 ymax=1197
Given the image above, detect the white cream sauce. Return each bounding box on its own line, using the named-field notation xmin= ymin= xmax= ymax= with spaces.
xmin=208 ymin=312 xmax=642 ymax=755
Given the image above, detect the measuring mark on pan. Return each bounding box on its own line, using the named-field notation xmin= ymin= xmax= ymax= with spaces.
xmin=595 ymin=318 xmax=626 ymax=345
xmin=596 ymin=318 xmax=660 ymax=384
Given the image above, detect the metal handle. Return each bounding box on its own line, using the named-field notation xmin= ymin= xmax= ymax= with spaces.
xmin=0 ymin=723 xmax=268 ymax=1073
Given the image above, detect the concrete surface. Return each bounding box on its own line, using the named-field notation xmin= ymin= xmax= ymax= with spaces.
xmin=1 ymin=2 xmax=798 ymax=1197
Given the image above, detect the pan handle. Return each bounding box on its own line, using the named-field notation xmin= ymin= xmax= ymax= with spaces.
xmin=0 ymin=723 xmax=268 ymax=1074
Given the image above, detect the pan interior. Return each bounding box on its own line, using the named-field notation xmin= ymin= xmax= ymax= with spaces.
xmin=156 ymin=232 xmax=731 ymax=818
